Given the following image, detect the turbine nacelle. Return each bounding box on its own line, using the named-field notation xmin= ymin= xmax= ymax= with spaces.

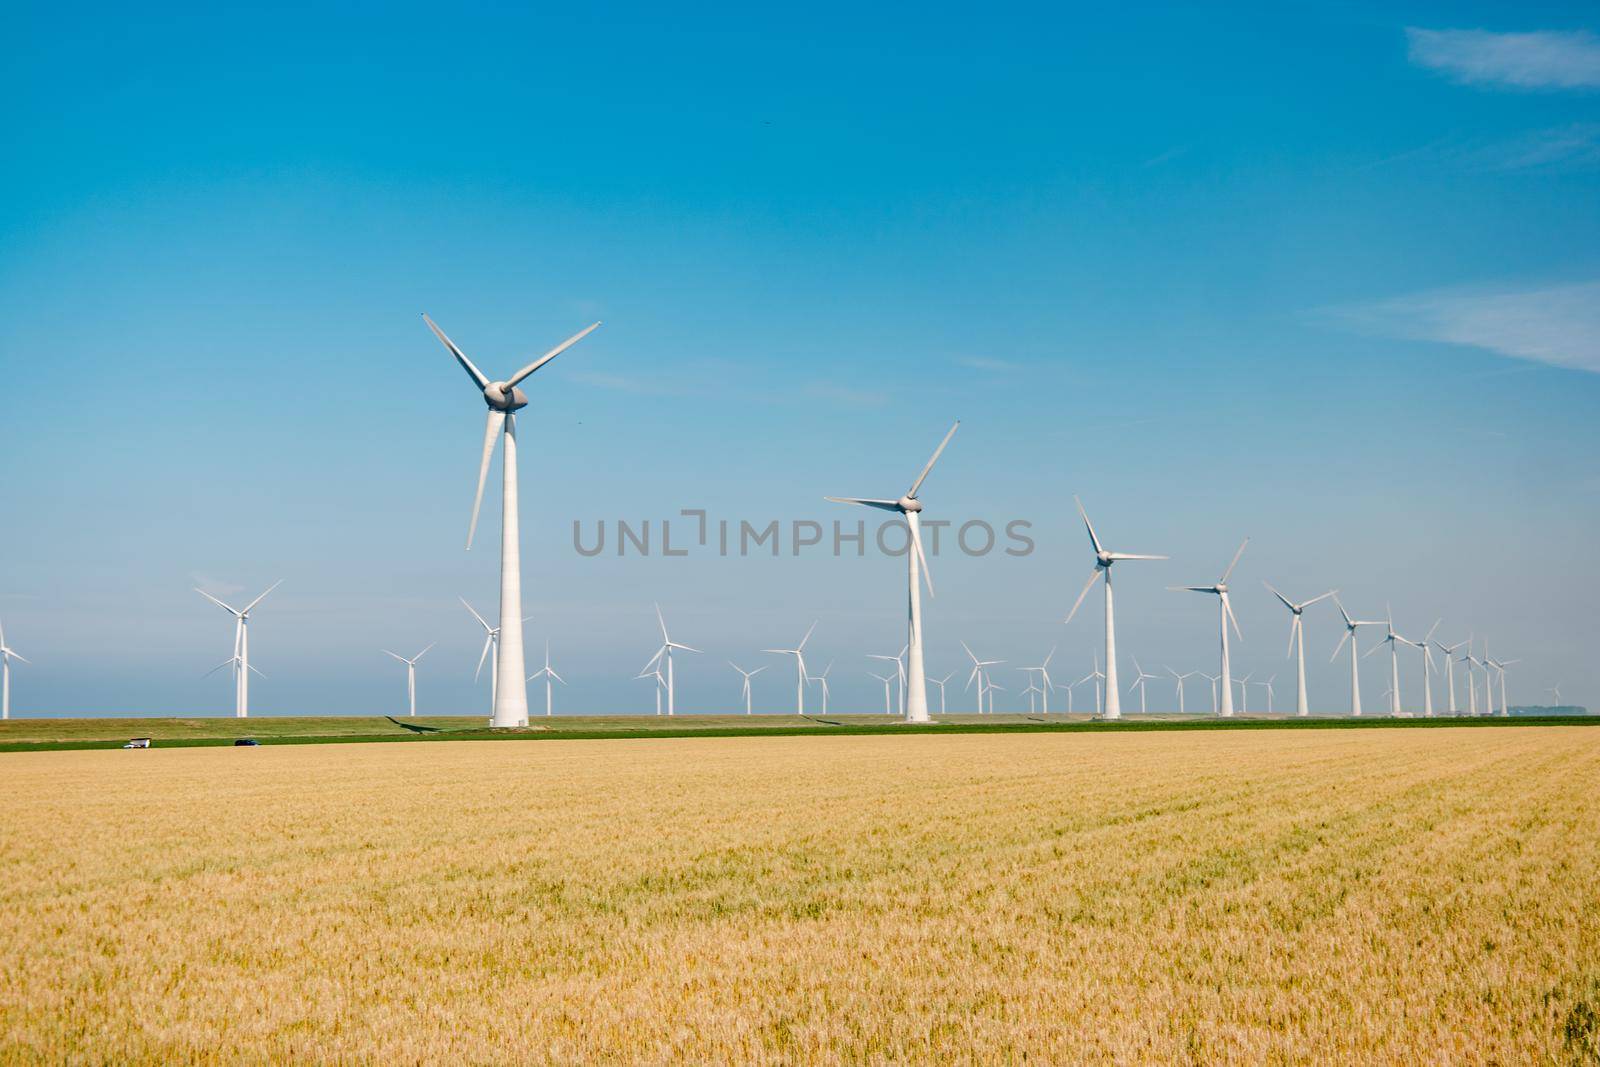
xmin=898 ymin=495 xmax=922 ymax=513
xmin=483 ymin=382 xmax=529 ymax=412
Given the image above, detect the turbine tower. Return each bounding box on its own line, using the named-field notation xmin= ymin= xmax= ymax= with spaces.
xmin=730 ymin=662 xmax=766 ymax=715
xmin=381 ymin=643 xmax=434 ymax=717
xmin=1331 ymin=597 xmax=1385 ymax=717
xmin=763 ymin=621 xmax=816 ymax=715
xmin=646 ymin=604 xmax=701 ymax=717
xmin=1200 ymin=672 xmax=1221 ymax=714
xmin=826 ymin=421 xmax=959 ymax=725
xmin=195 ymin=581 xmax=281 ymax=718
xmin=1078 ymin=652 xmax=1107 ymax=716
xmin=1404 ymin=620 xmax=1440 ymax=717
xmin=868 ymin=647 xmax=908 ymax=717
xmin=1172 ymin=539 xmax=1248 ymax=717
xmin=424 ymin=313 xmax=600 ymax=728
xmin=1488 ymin=656 xmax=1518 ymax=717
xmin=961 ymin=641 xmax=1003 ymax=715
xmin=926 ymin=672 xmax=953 ymax=715
xmin=1462 ymin=646 xmax=1481 ymax=716
xmin=0 ymin=619 xmax=28 ymax=720
xmin=526 ymin=640 xmax=566 ymax=718
xmin=1021 ymin=647 xmax=1057 ymax=715
xmin=1166 ymin=667 xmax=1197 ymax=714
xmin=1263 ymin=582 xmax=1336 ymax=717
xmin=809 ymin=661 xmax=834 ymax=715
xmin=870 ymin=671 xmax=895 ymax=715
xmin=1064 ymin=497 xmax=1167 ymax=721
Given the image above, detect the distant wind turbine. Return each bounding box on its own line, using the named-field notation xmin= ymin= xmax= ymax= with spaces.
xmin=730 ymin=662 xmax=766 ymax=715
xmin=1235 ymin=671 xmax=1255 ymax=714
xmin=809 ymin=661 xmax=834 ymax=715
xmin=1021 ymin=647 xmax=1057 ymax=715
xmin=764 ymin=621 xmax=816 ymax=715
xmin=1331 ymin=597 xmax=1385 ymax=717
xmin=196 ymin=580 xmax=282 ymax=718
xmin=1201 ymin=672 xmax=1221 ymax=714
xmin=647 ymin=604 xmax=701 ymax=717
xmin=1078 ymin=652 xmax=1107 ymax=717
xmin=1547 ymin=684 xmax=1563 ymax=705
xmin=868 ymin=647 xmax=908 ymax=717
xmin=1172 ymin=539 xmax=1248 ymax=717
xmin=526 ymin=641 xmax=566 ymax=718
xmin=1487 ymin=654 xmax=1518 ymax=717
xmin=926 ymin=672 xmax=954 ymax=715
xmin=423 ymin=313 xmax=600 ymax=727
xmin=1064 ymin=497 xmax=1167 ymax=721
xmin=1166 ymin=668 xmax=1197 ymax=715
xmin=1434 ymin=634 xmax=1470 ymax=715
xmin=1403 ymin=620 xmax=1440 ymax=717
xmin=1263 ymin=582 xmax=1336 ymax=717
xmin=1255 ymin=673 xmax=1277 ymax=715
xmin=1128 ymin=657 xmax=1158 ymax=714
xmin=826 ymin=421 xmax=959 ymax=724
xmin=870 ymin=671 xmax=895 ymax=715
xmin=0 ymin=618 xmax=29 ymax=720
xmin=382 ymin=643 xmax=435 ymax=717
xmin=462 ymin=597 xmax=503 ymax=718
xmin=1363 ymin=606 xmax=1408 ymax=717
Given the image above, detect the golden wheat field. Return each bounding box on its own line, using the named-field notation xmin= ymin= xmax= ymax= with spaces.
xmin=2 ymin=727 xmax=1598 ymax=1063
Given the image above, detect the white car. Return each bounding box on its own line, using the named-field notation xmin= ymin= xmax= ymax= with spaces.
xmin=122 ymin=738 xmax=152 ymax=749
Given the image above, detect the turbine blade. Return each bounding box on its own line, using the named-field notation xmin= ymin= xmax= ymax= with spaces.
xmin=907 ymin=420 xmax=960 ymax=498
xmin=414 ymin=642 xmax=435 ymax=661
xmin=1302 ymin=590 xmax=1338 ymax=609
xmin=823 ymin=497 xmax=903 ymax=512
xmin=1263 ymin=581 xmax=1295 ymax=612
xmin=1425 ymin=618 xmax=1441 ymax=643
xmin=467 ymin=410 xmax=506 ymax=550
xmin=1286 ymin=615 xmax=1299 ymax=660
xmin=505 ymin=322 xmax=602 ymax=388
xmin=1073 ymin=496 xmax=1105 ymax=556
xmin=798 ymin=621 xmax=817 ymax=650
xmin=247 ymin=663 xmax=267 ymax=680
xmin=382 ymin=649 xmax=408 ymax=663
xmin=422 ymin=313 xmax=490 ymax=390
xmin=204 ymin=656 xmax=236 ymax=678
xmin=475 ymin=634 xmax=493 ymax=680
xmin=1064 ymin=568 xmax=1101 ymax=624
xmin=1107 ymin=553 xmax=1167 ymax=561
xmin=909 ymin=521 xmax=935 ymax=597
xmin=1224 ymin=595 xmax=1243 ymax=640
xmin=460 ymin=597 xmax=491 ymax=631
xmin=1219 ymin=537 xmax=1249 ymax=584
xmin=194 ymin=588 xmax=241 ymax=615
xmin=240 ymin=579 xmax=283 ymax=615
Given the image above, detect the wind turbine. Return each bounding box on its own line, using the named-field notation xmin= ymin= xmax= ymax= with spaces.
xmin=1166 ymin=668 xmax=1197 ymax=715
xmin=1063 ymin=497 xmax=1167 ymax=722
xmin=1434 ymin=634 xmax=1470 ymax=715
xmin=868 ymin=647 xmax=908 ymax=717
xmin=1078 ymin=652 xmax=1107 ymax=717
xmin=764 ymin=621 xmax=816 ymax=715
xmin=926 ymin=672 xmax=953 ymax=715
xmin=381 ymin=643 xmax=435 ymax=717
xmin=648 ymin=604 xmax=701 ymax=716
xmin=1363 ymin=607 xmax=1407 ymax=717
xmin=826 ymin=421 xmax=958 ymax=725
xmin=961 ymin=641 xmax=1003 ymax=714
xmin=636 ymin=662 xmax=665 ymax=716
xmin=1172 ymin=539 xmax=1248 ymax=717
xmin=807 ymin=661 xmax=835 ymax=715
xmin=1403 ymin=620 xmax=1440 ymax=717
xmin=1235 ymin=671 xmax=1254 ymax=714
xmin=730 ymin=662 xmax=766 ymax=715
xmin=1547 ymin=685 xmax=1563 ymax=706
xmin=526 ymin=640 xmax=566 ymax=718
xmin=1021 ymin=647 xmax=1057 ymax=715
xmin=1020 ymin=674 xmax=1044 ymax=714
xmin=1254 ymin=673 xmax=1277 ymax=715
xmin=1128 ymin=657 xmax=1158 ymax=714
xmin=870 ymin=671 xmax=895 ymax=715
xmin=195 ymin=580 xmax=281 ymax=718
xmin=0 ymin=619 xmax=28 ymax=720
xmin=1331 ymin=597 xmax=1385 ymax=717
xmin=985 ymin=681 xmax=1006 ymax=714
xmin=1462 ymin=645 xmax=1482 ymax=716
xmin=1487 ymin=656 xmax=1518 ymax=717
xmin=462 ymin=597 xmax=503 ymax=717
xmin=1263 ymin=582 xmax=1336 ymax=717
xmin=424 ymin=313 xmax=600 ymax=728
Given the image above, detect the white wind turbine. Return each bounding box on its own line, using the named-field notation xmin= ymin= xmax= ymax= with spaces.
xmin=1020 ymin=673 xmax=1044 ymax=714
xmin=809 ymin=661 xmax=834 ymax=715
xmin=381 ymin=643 xmax=435 ymax=718
xmin=1200 ymin=672 xmax=1221 ymax=714
xmin=1235 ymin=671 xmax=1254 ymax=714
xmin=961 ymin=641 xmax=1003 ymax=715
xmin=1462 ymin=645 xmax=1482 ymax=716
xmin=1434 ymin=634 xmax=1470 ymax=715
xmin=926 ymin=672 xmax=954 ymax=715
xmin=0 ymin=619 xmax=28 ymax=720
xmin=1363 ymin=607 xmax=1408 ymax=717
xmin=1064 ymin=497 xmax=1167 ymax=722
xmin=526 ymin=640 xmax=566 ymax=718
xmin=868 ymin=646 xmax=908 ymax=717
xmin=424 ymin=313 xmax=600 ymax=728
xmin=826 ymin=421 xmax=959 ymax=725
xmin=1547 ymin=684 xmax=1563 ymax=705
xmin=1254 ymin=673 xmax=1277 ymax=714
xmin=1078 ymin=652 xmax=1107 ymax=716
xmin=1128 ymin=657 xmax=1158 ymax=714
xmin=196 ymin=580 xmax=282 ymax=719
xmin=1487 ymin=655 xmax=1518 ymax=717
xmin=985 ymin=681 xmax=1006 ymax=714
xmin=1263 ymin=582 xmax=1336 ymax=717
xmin=462 ymin=597 xmax=503 ymax=717
xmin=636 ymin=662 xmax=665 ymax=716
xmin=1166 ymin=668 xmax=1197 ymax=714
xmin=730 ymin=662 xmax=766 ymax=715
xmin=870 ymin=671 xmax=895 ymax=715
xmin=646 ymin=604 xmax=701 ymax=717
xmin=1021 ymin=647 xmax=1057 ymax=715
xmin=1172 ymin=539 xmax=1248 ymax=717
xmin=764 ymin=621 xmax=816 ymax=716
xmin=1331 ymin=597 xmax=1385 ymax=717
xmin=1403 ymin=620 xmax=1440 ymax=717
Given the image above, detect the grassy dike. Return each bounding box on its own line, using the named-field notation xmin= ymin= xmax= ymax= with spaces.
xmin=0 ymin=712 xmax=1594 ymax=753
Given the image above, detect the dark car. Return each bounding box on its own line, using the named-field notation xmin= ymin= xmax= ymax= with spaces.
xmin=234 ymin=738 xmax=260 ymax=747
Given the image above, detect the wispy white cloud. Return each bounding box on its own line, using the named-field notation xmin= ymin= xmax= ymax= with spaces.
xmin=1407 ymin=27 xmax=1600 ymax=89
xmin=1330 ymin=280 xmax=1600 ymax=373
xmin=1475 ymin=123 xmax=1600 ymax=169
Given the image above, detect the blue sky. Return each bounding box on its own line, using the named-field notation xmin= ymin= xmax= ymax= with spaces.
xmin=2 ymin=2 xmax=1597 ymax=716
